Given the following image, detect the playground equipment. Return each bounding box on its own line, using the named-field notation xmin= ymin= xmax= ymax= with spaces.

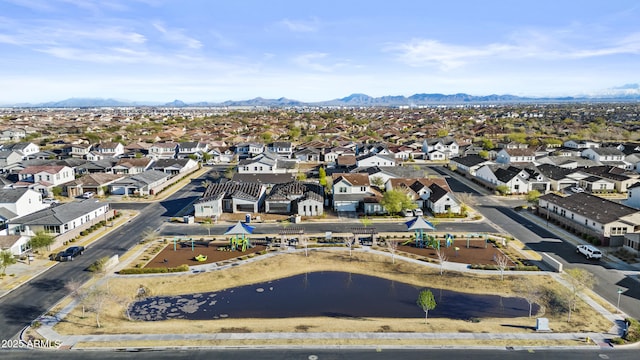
xmin=194 ymin=254 xmax=207 ymax=262
xmin=404 ymin=216 xmax=436 ymax=248
xmin=224 ymin=221 xmax=255 ymax=252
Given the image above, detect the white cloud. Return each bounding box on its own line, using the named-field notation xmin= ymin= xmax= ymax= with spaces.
xmin=292 ymin=52 xmax=346 ymax=72
xmin=153 ymin=22 xmax=202 ymax=49
xmin=279 ymin=18 xmax=319 ymax=33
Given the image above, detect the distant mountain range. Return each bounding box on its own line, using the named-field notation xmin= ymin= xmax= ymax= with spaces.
xmin=5 ymin=90 xmax=640 ymax=108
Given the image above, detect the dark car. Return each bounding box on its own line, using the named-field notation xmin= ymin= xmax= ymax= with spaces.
xmin=53 ymin=246 xmax=85 ymax=261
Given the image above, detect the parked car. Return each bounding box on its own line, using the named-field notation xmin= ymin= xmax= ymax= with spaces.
xmin=576 ymin=244 xmax=602 ymax=260
xmin=401 ymin=209 xmax=413 ymax=217
xmin=570 ymin=186 xmax=585 ymax=193
xmin=43 ymin=198 xmax=60 ymax=204
xmin=413 ymin=208 xmax=424 ymax=216
xmin=81 ymin=191 xmax=95 ymax=199
xmin=53 ymin=246 xmax=85 ymax=261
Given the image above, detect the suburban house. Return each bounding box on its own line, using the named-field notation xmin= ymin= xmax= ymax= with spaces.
xmin=578 ymin=175 xmax=616 ymax=193
xmin=624 ymin=182 xmax=640 ymax=209
xmin=385 ymin=178 xmax=461 ymax=215
xmin=112 ymin=157 xmax=153 ymax=175
xmin=148 ymin=142 xmax=178 ymax=159
xmin=422 ymin=137 xmax=459 ymax=159
xmin=581 ymin=147 xmax=627 ymax=168
xmin=355 ymin=153 xmax=397 ymax=168
xmin=323 ymin=146 xmax=356 ymax=166
xmin=449 ymin=155 xmax=493 ymax=176
xmin=194 ymin=181 xmax=267 ymax=218
xmin=264 ymin=181 xmax=324 ymax=216
xmin=151 ymin=158 xmax=199 ymax=176
xmin=536 ymin=164 xmax=583 ymax=191
xmin=427 ymin=182 xmax=462 ymax=215
xmin=206 ymin=146 xmax=235 ymax=163
xmin=69 ymin=143 xmax=92 ymax=158
xmin=177 ymin=141 xmax=209 ymax=159
xmin=7 ymin=200 xmax=111 ymax=248
xmin=267 ymin=142 xmax=293 ymax=158
xmin=237 ymin=152 xmax=297 ymax=174
xmin=108 ymin=170 xmax=171 ymax=196
xmin=17 ymin=165 xmax=75 ymax=196
xmin=64 ymin=173 xmax=125 ymax=197
xmin=234 ymin=142 xmax=265 ymax=159
xmin=0 ymin=188 xmax=48 ymax=229
xmin=475 ymin=165 xmax=531 ymax=194
xmin=0 ymin=235 xmax=30 ymax=255
xmin=495 ymin=148 xmax=536 ymax=165
xmin=293 ymin=147 xmax=322 ymax=162
xmin=94 ymin=142 xmax=125 ymax=158
xmin=0 ymin=128 xmax=27 ymax=141
xmin=4 ymin=142 xmax=40 ymax=158
xmin=0 ymin=150 xmax=23 ymax=172
xmin=579 ymin=166 xmax=638 ymax=193
xmin=332 ymin=173 xmax=375 ymax=213
xmin=564 ymin=140 xmax=600 ymax=149
xmin=538 ymin=192 xmax=640 ymax=246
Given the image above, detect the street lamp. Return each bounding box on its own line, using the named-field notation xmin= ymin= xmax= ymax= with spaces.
xmin=617 ymin=288 xmax=624 ymax=312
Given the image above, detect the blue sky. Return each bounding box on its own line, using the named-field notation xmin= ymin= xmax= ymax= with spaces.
xmin=1 ymin=0 xmax=639 ymax=103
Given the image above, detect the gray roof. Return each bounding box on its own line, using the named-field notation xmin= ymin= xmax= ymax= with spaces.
xmin=539 ymin=192 xmax=639 ymax=224
xmin=588 ymin=147 xmax=625 ymax=156
xmin=197 ymin=181 xmax=264 ymax=203
xmin=232 ymin=173 xmax=295 ymax=185
xmin=153 ymin=158 xmax=192 ymax=169
xmin=0 ymin=207 xmax=18 ymax=221
xmin=11 ymin=200 xmax=107 ymax=226
xmin=0 ymin=188 xmax=31 ymax=203
xmin=130 ymin=170 xmax=170 ymax=184
xmin=451 ymin=155 xmax=488 ymax=167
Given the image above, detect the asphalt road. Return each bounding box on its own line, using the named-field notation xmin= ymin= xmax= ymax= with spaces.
xmin=1 ymin=348 xmax=637 ymax=360
xmin=432 ymin=165 xmax=640 ymax=320
xmin=0 ymin=176 xmax=208 ymax=341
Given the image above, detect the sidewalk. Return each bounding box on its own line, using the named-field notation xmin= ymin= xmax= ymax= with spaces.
xmin=0 ymin=210 xmax=138 ymax=300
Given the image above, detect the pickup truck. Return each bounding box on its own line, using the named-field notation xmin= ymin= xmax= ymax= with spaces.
xmin=576 ymin=244 xmax=602 ymax=260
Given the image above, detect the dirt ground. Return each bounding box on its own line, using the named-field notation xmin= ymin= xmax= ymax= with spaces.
xmin=146 ymin=242 xmax=267 ymax=268
xmin=397 ymin=239 xmax=513 ymax=266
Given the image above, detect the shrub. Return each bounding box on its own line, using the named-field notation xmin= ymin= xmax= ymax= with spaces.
xmin=88 ymin=256 xmax=110 ymax=273
xmin=624 ymin=317 xmax=640 ymax=342
xmin=119 ymin=264 xmax=189 ymax=274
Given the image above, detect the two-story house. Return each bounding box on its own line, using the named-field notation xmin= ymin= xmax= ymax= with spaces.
xmin=332 ymin=173 xmax=374 ymax=212
xmin=148 ymin=142 xmax=178 ymax=159
xmin=95 ymin=142 xmax=125 ymax=157
xmin=581 ymin=147 xmax=627 ymax=169
xmin=0 ymin=188 xmax=48 ymax=229
xmin=69 ymin=143 xmax=92 ymax=158
xmin=422 ymin=137 xmax=459 ymax=160
xmin=495 ymin=148 xmax=536 ymax=165
xmin=17 ymin=165 xmax=75 ymax=196
xmin=177 ymin=141 xmax=209 ymax=159
xmin=112 ymin=157 xmax=154 ymax=175
xmin=267 ymin=142 xmax=293 ymax=158
xmin=234 ymin=143 xmax=265 ymax=159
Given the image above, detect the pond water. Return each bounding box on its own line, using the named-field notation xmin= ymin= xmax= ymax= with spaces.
xmin=129 ymin=271 xmax=538 ymax=321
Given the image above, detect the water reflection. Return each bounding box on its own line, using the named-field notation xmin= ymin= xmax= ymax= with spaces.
xmin=129 ymin=271 xmax=537 ymax=321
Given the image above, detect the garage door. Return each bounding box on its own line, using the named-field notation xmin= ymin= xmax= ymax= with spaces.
xmin=334 ymin=202 xmax=357 ymax=212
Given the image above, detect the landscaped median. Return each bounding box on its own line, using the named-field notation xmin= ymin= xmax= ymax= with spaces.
xmin=41 ymin=249 xmax=615 ymax=348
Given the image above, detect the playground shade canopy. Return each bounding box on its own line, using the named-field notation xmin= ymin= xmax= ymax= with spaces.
xmin=404 ymin=216 xmax=435 ymax=231
xmin=224 ymin=221 xmax=255 ymax=236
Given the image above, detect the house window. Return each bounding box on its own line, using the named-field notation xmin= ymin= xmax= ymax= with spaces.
xmin=339 ymin=187 xmax=347 ymax=193
xmin=360 ymin=187 xmax=366 ymax=192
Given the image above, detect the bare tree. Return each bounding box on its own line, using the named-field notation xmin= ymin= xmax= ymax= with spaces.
xmin=344 ymin=236 xmax=355 ymax=257
xmin=386 ymin=239 xmax=398 ymax=264
xmin=299 ymin=236 xmax=309 ymax=257
xmin=495 ymin=253 xmax=510 ymax=281
xmin=515 ymin=277 xmax=543 ymax=317
xmin=564 ymin=268 xmax=596 ymax=318
xmin=65 ymin=279 xmax=88 ymax=318
xmin=83 ymin=288 xmax=112 ymax=328
xmin=434 ymin=247 xmax=447 ymax=275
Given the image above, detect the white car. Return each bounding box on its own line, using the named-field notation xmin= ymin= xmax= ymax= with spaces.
xmin=570 ymin=187 xmax=585 ymax=193
xmin=43 ymin=198 xmax=60 ymax=204
xmin=82 ymin=191 xmax=95 ymax=199
xmin=576 ymin=244 xmax=602 ymax=260
xmin=412 ymin=208 xmax=424 ymax=216
xmin=401 ymin=209 xmax=413 ymax=217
